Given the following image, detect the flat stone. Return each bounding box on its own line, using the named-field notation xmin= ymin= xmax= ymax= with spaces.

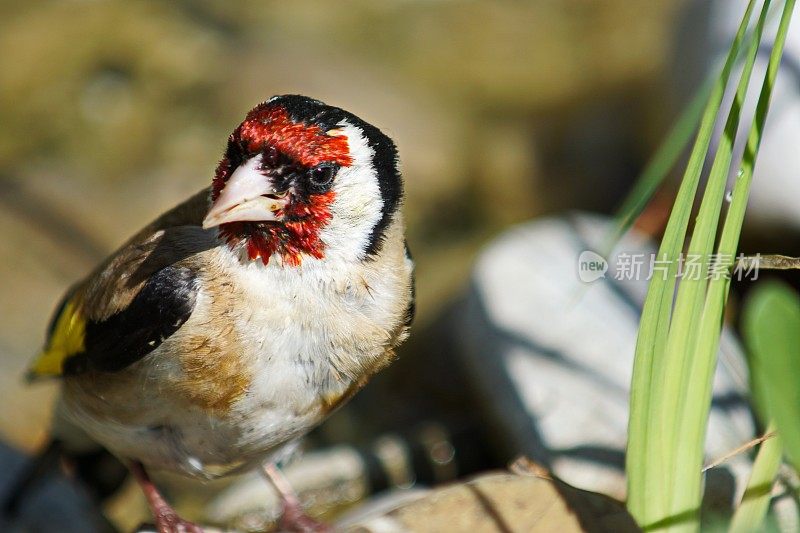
xmin=340 ymin=468 xmax=639 ymax=533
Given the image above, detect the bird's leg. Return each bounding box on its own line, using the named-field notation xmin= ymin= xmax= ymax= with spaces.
xmin=129 ymin=461 xmax=203 ymax=533
xmin=262 ymin=462 xmax=330 ymax=532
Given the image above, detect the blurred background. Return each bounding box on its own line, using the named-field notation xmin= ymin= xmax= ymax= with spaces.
xmin=1 ymin=1 xmax=798 ymax=531
xmin=0 ymin=0 xmax=679 ymax=447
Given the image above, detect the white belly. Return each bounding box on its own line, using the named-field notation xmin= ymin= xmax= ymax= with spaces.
xmin=61 ymin=374 xmax=331 ymax=479
xmin=59 ymin=251 xmax=409 ymax=479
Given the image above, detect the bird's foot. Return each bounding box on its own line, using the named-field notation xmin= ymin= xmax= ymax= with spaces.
xmin=130 ymin=461 xmax=204 ymax=533
xmin=262 ymin=462 xmax=330 ymax=532
xmin=158 ymin=509 xmax=204 ymax=533
xmin=139 ymin=507 xmax=204 ymax=533
xmin=140 ymin=508 xmax=204 ymax=533
xmin=278 ymin=498 xmax=330 ymax=533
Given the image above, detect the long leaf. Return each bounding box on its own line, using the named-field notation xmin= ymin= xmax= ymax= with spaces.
xmin=744 ymin=282 xmax=800 ymax=469
xmin=670 ymin=1 xmax=796 ymax=529
xmin=625 ymin=0 xmax=760 ymax=523
xmin=605 ymin=83 xmax=708 ymax=250
xmin=729 ymin=281 xmax=800 ymax=533
xmin=659 ymin=0 xmax=771 ymax=512
xmin=728 ymin=425 xmax=781 ymax=533
xmin=605 ymin=1 xmax=782 ymax=253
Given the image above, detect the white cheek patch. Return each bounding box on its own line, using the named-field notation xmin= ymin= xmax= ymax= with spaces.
xmin=319 ymin=121 xmax=383 ymax=262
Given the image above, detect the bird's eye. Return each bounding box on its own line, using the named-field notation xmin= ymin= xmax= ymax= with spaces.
xmin=308 ymin=164 xmax=337 ymax=190
xmin=263 ymin=146 xmax=280 ymax=167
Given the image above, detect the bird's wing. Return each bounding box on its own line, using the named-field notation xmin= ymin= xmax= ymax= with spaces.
xmin=27 ymin=189 xmax=215 ymax=380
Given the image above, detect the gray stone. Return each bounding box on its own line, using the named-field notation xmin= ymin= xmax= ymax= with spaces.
xmin=451 ymin=213 xmax=755 ymax=501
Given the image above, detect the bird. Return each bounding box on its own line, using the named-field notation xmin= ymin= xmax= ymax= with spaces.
xmin=15 ymin=95 xmax=415 ymax=532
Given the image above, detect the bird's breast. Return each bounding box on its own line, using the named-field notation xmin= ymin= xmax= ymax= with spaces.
xmin=192 ymin=252 xmax=407 ymax=417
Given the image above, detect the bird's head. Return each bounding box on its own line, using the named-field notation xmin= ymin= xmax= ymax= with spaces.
xmin=203 ymin=95 xmax=402 ymax=266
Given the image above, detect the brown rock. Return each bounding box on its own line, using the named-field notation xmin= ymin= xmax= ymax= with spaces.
xmin=342 ymin=468 xmax=639 ymax=533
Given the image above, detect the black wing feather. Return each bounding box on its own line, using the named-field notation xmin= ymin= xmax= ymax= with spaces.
xmin=63 ymin=266 xmax=198 ymax=375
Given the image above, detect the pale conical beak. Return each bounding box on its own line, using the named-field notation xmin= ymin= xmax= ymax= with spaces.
xmin=202 ymin=156 xmax=289 ymax=229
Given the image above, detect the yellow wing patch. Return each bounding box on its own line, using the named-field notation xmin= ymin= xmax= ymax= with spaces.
xmin=28 ymin=299 xmax=86 ymax=380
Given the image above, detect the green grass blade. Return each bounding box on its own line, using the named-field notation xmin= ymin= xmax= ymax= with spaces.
xmin=669 ymin=1 xmax=796 ymax=529
xmin=744 ymin=281 xmax=800 ymax=469
xmin=728 ymin=426 xmax=782 ymax=533
xmin=658 ymin=0 xmax=772 ymax=516
xmin=734 ymin=286 xmax=793 ymax=533
xmin=730 ymin=282 xmax=800 ymax=530
xmin=605 ymin=2 xmax=782 ymax=254
xmin=625 ymin=0 xmax=760 ymax=523
xmin=605 ymin=83 xmax=708 ymax=249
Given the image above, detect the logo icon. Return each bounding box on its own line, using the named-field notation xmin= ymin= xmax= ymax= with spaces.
xmin=578 ymin=250 xmax=608 ymax=283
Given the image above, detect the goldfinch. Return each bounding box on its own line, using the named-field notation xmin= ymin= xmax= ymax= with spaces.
xmin=22 ymin=95 xmax=415 ymax=532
